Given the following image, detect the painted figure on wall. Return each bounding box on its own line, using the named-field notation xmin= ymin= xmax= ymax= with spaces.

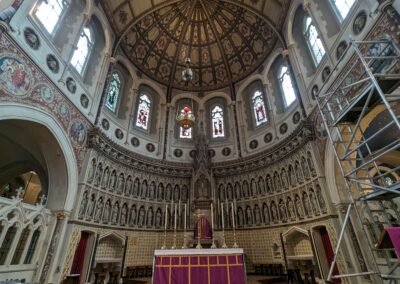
xmin=70 ymin=121 xmax=86 ymax=146
xmin=0 ymin=56 xmax=31 ymax=96
xmin=0 ymin=0 xmax=23 ymax=23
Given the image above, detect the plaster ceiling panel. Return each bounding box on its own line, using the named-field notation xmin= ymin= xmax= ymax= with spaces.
xmin=110 ymin=3 xmax=133 ymax=32
xmin=243 ymin=0 xmax=264 ymax=11
xmin=129 ymin=0 xmax=153 ymax=17
xmin=108 ymin=0 xmax=125 ymax=11
xmin=101 ymin=0 xmax=291 ymax=92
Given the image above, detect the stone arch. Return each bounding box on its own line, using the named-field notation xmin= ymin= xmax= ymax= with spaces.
xmin=0 ymin=105 xmax=78 ymax=212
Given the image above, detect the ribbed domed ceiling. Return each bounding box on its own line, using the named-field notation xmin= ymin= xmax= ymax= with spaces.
xmin=102 ymin=0 xmax=291 ymax=91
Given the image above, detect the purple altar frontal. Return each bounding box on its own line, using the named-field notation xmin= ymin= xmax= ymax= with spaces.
xmin=153 ymin=248 xmax=246 ymax=284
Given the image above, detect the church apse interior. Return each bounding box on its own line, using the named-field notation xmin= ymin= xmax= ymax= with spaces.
xmin=0 ymin=0 xmax=400 ymax=283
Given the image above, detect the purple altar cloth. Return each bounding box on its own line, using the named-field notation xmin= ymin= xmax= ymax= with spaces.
xmin=387 ymin=227 xmax=400 ymax=258
xmin=153 ymin=253 xmax=246 ymax=284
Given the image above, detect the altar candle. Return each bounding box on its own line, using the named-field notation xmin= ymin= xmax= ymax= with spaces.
xmin=164 ymin=204 xmax=168 ymax=230
xmin=211 ymin=203 xmax=214 ymax=230
xmin=221 ymin=203 xmax=225 ymax=229
xmin=184 ymin=203 xmax=187 ymax=230
xmin=174 ymin=203 xmax=177 ymax=230
xmin=231 ymin=203 xmax=235 ymax=229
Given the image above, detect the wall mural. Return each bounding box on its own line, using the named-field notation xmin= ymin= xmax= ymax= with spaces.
xmin=0 ymin=54 xmax=32 ymax=96
xmin=0 ymin=33 xmax=90 ymax=170
xmin=0 ymin=0 xmax=23 ymax=23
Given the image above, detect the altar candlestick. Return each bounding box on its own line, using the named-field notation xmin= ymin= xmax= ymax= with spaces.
xmin=162 ymin=204 xmax=168 ymax=249
xmin=221 ymin=202 xmax=228 ymax=248
xmin=184 ymin=204 xmax=187 ymax=230
xmin=211 ymin=203 xmax=214 ymax=230
xmin=211 ymin=203 xmax=216 ymax=249
xmin=174 ymin=204 xmax=177 ymax=230
xmin=218 ymin=202 xmax=221 ymax=227
xmin=164 ymin=204 xmax=168 ymax=230
xmin=231 ymin=203 xmax=235 ymax=229
xmin=221 ymin=203 xmax=225 ymax=229
xmin=182 ymin=203 xmax=187 ymax=249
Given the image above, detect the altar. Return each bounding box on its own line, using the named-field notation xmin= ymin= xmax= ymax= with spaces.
xmin=152 ymin=248 xmax=246 ymax=284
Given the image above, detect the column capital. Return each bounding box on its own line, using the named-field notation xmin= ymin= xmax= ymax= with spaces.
xmin=130 ymin=88 xmax=139 ymax=95
xmin=302 ymin=1 xmax=311 ymax=12
xmin=83 ymin=13 xmax=91 ymax=21
xmin=109 ymin=56 xmax=117 ymax=65
xmin=281 ymin=49 xmax=290 ymax=58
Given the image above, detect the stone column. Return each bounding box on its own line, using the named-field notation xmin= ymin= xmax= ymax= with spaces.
xmin=236 ymin=100 xmax=247 ymax=155
xmin=157 ymin=102 xmax=167 ymax=156
xmin=39 ymin=211 xmax=70 ymax=284
xmin=263 ymin=83 xmax=279 ymax=140
xmin=165 ymin=103 xmax=175 ymax=159
xmin=124 ymin=88 xmax=139 ymax=145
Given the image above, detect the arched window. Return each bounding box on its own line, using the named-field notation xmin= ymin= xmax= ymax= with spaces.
xmin=252 ymin=90 xmax=268 ymax=126
xmin=303 ymin=16 xmax=325 ymax=65
xmin=135 ymin=94 xmax=151 ymax=130
xmin=278 ymin=65 xmax=297 ymax=107
xmin=180 ymin=126 xmax=192 ymax=139
xmin=331 ymin=0 xmax=356 ymax=21
xmin=211 ymin=105 xmax=225 ymax=138
xmin=177 ymin=104 xmax=193 ymax=139
xmin=70 ymin=26 xmax=94 ymax=74
xmin=105 ymin=72 xmax=121 ymax=112
xmin=34 ymin=0 xmax=69 ymax=34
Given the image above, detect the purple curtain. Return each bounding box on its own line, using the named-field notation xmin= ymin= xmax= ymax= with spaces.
xmin=319 ymin=227 xmax=341 ymax=283
xmin=194 ymin=217 xmax=212 ymax=240
xmin=71 ymin=232 xmax=90 ymax=283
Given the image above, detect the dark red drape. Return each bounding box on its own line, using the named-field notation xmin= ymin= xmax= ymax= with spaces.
xmin=71 ymin=232 xmax=90 ymax=283
xmin=194 ymin=217 xmax=212 ymax=240
xmin=319 ymin=227 xmax=341 ymax=283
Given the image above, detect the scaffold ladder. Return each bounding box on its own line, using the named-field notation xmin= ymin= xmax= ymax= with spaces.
xmin=316 ymin=38 xmax=400 ymax=283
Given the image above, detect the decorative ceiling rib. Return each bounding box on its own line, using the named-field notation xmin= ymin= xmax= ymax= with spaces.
xmin=101 ymin=0 xmax=291 ymax=92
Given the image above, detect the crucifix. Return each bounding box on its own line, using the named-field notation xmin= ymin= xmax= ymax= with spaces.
xmin=15 ymin=186 xmax=24 ymax=200
xmin=38 ymin=194 xmax=47 ymax=206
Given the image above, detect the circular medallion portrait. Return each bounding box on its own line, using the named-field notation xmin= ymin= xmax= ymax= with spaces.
xmin=101 ymin=119 xmax=110 ymax=130
xmin=131 ymin=137 xmax=140 ymax=147
xmin=279 ymin=123 xmax=288 ymax=134
xmin=174 ymin=149 xmax=183 ymax=157
xmin=264 ymin=133 xmax=273 ymax=143
xmin=46 ymin=54 xmax=59 ymax=74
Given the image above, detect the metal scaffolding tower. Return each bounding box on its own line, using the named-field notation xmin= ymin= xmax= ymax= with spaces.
xmin=316 ymin=38 xmax=400 ymax=283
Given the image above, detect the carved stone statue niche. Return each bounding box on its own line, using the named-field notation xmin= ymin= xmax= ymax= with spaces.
xmin=192 ymin=123 xmax=213 ymax=208
xmin=195 ymin=174 xmax=210 ymax=199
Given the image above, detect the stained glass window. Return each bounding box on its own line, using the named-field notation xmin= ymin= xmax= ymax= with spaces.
xmin=179 ymin=107 xmax=193 ymax=139
xmin=211 ymin=105 xmax=225 ymax=138
xmin=252 ymin=90 xmax=268 ymax=126
xmin=105 ymin=72 xmax=121 ymax=112
xmin=279 ymin=66 xmax=297 ymax=107
xmin=35 ymin=0 xmax=68 ymax=34
xmin=180 ymin=127 xmax=192 ymax=139
xmin=304 ymin=16 xmax=326 ymax=65
xmin=70 ymin=26 xmax=93 ymax=74
xmin=135 ymin=94 xmax=151 ymax=130
xmin=332 ymin=0 xmax=356 ymax=21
